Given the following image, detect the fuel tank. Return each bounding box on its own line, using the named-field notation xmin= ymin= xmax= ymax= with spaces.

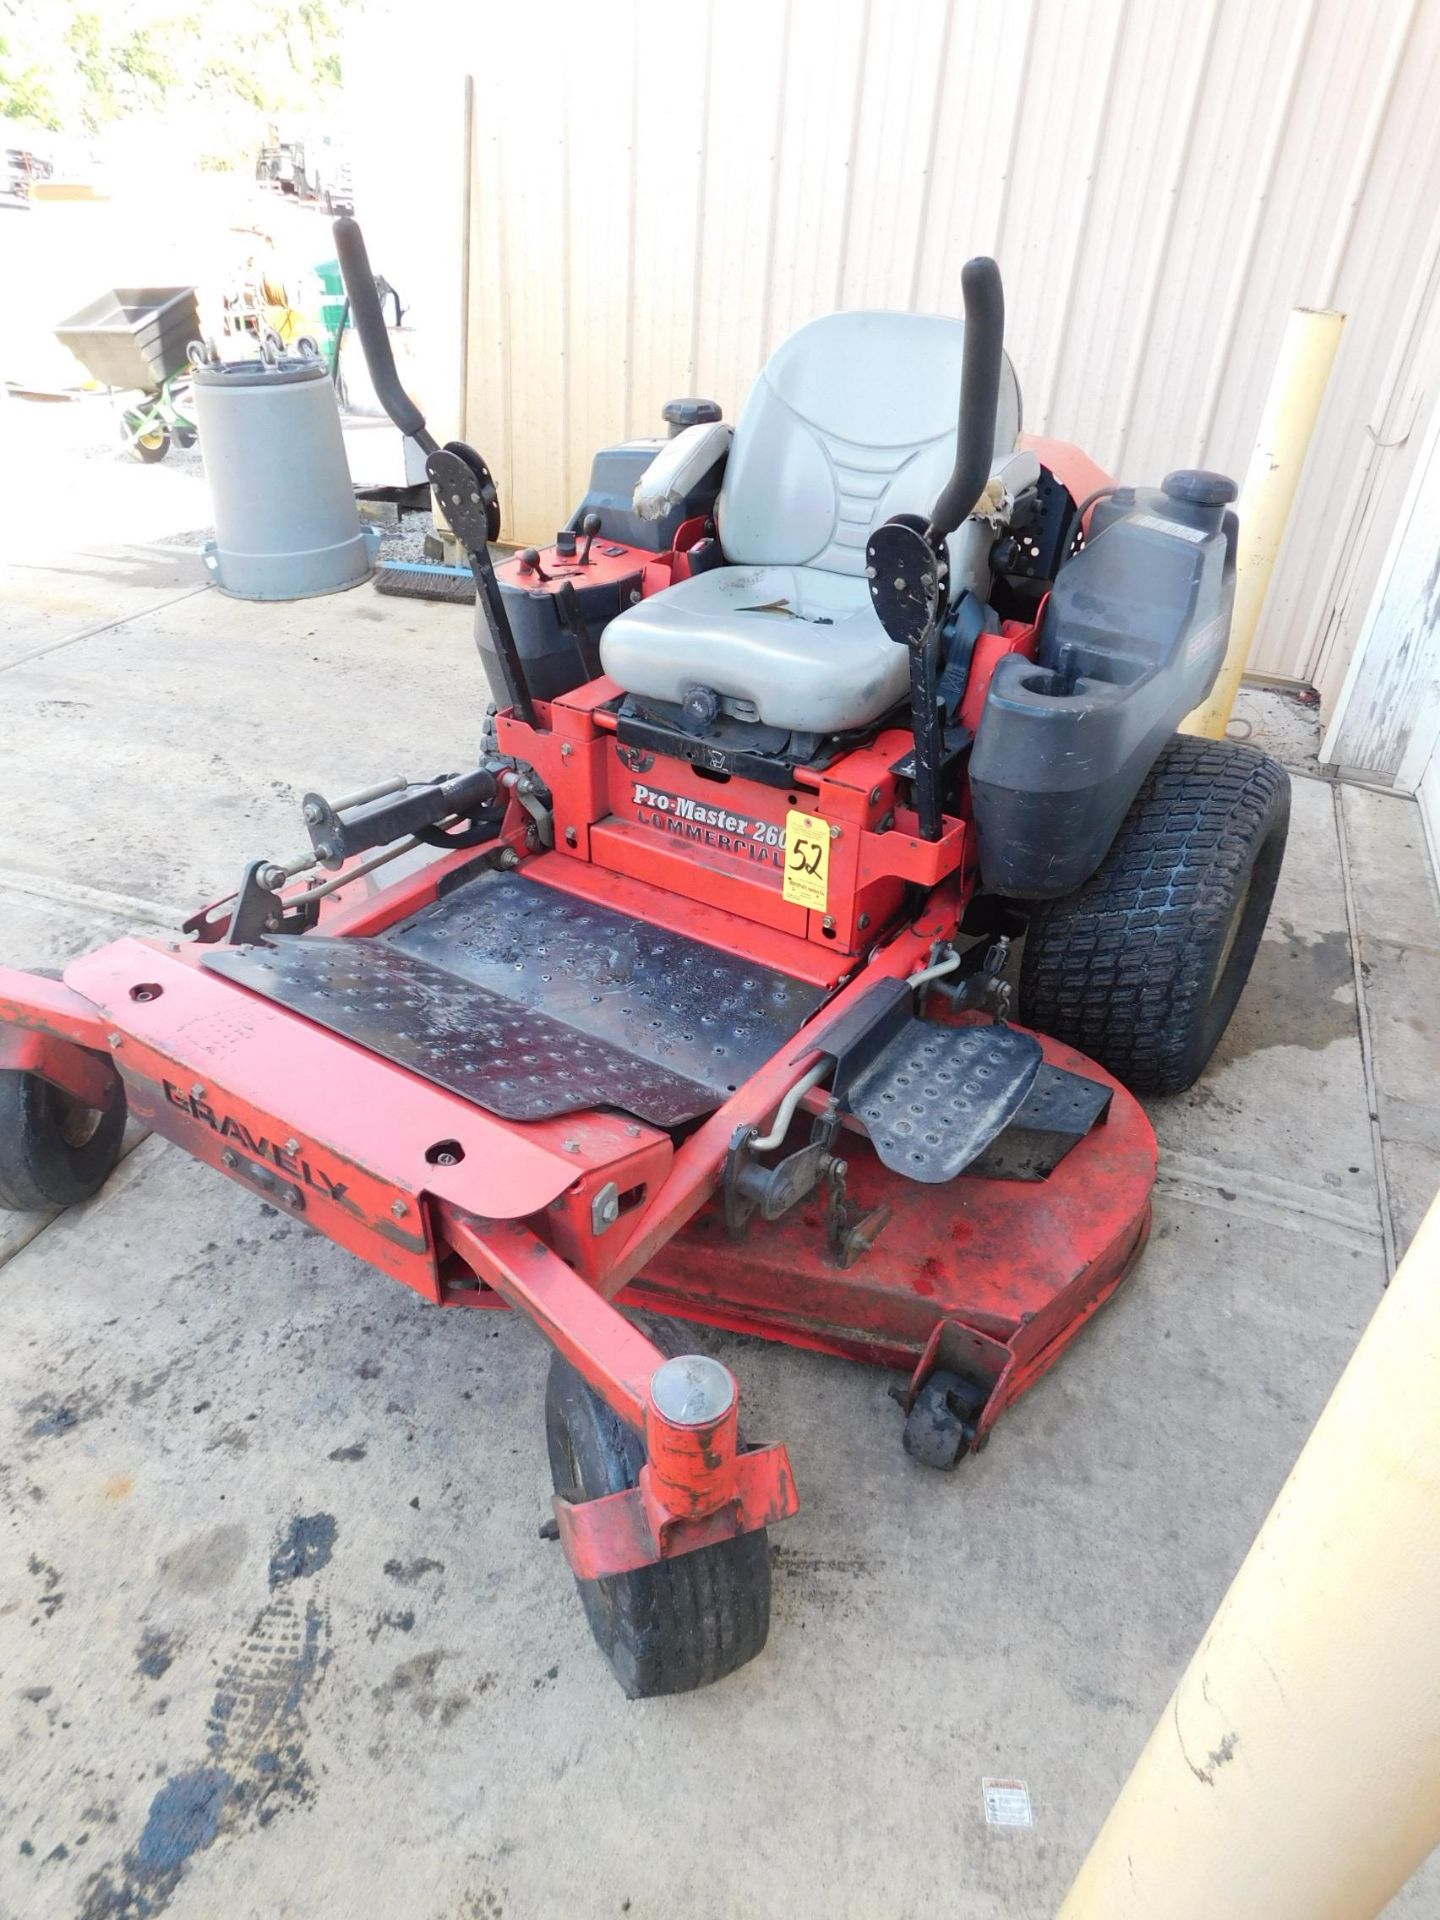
xmin=969 ymin=469 xmax=1238 ymax=899
xmin=478 ymin=414 xmax=725 ymax=708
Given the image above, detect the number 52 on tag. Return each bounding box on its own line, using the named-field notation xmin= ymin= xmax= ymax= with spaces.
xmin=782 ymin=810 xmax=830 ymax=912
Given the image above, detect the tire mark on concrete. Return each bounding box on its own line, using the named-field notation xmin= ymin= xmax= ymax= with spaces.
xmin=75 ymin=1516 xmax=334 ymax=1918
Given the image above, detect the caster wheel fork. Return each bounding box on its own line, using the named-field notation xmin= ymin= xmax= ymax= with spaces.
xmin=544 ymin=1321 xmax=773 ymax=1699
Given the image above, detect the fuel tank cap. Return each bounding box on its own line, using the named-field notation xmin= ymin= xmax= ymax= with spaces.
xmin=1162 ymin=469 xmax=1238 ymax=508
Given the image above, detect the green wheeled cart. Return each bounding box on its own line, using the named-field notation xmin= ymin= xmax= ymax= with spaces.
xmin=55 ymin=285 xmax=203 ymax=462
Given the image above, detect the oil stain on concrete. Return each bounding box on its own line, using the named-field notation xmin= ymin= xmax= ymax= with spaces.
xmin=158 ymin=1522 xmax=250 ymax=1595
xmin=134 ymin=1765 xmax=233 ymax=1868
xmin=371 ymin=1649 xmax=474 ymax=1728
xmin=1224 ymin=922 xmax=1358 ymax=1057
xmin=382 ymin=1554 xmax=444 ymax=1587
xmin=267 ymin=1512 xmax=336 ymax=1589
xmin=75 ymin=1515 xmax=335 ymax=1919
xmin=135 ymin=1626 xmax=182 ymax=1680
xmin=26 ymin=1553 xmax=64 ymax=1619
xmin=24 ymin=1398 xmax=96 ymax=1441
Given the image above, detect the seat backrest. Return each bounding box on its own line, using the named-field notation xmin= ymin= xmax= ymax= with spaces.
xmin=716 ymin=310 xmax=1022 ymax=576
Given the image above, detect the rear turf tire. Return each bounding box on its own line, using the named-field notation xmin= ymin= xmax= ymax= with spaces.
xmin=1019 ymin=734 xmax=1290 ymax=1096
xmin=545 ymin=1321 xmax=770 ymax=1698
xmin=0 ymin=1066 xmax=127 ymax=1211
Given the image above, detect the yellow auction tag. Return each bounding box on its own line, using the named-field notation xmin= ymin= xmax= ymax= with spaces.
xmin=782 ymin=810 xmax=830 ymax=912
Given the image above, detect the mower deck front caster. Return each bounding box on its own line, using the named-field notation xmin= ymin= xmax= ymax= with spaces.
xmin=901 ymin=1369 xmax=989 ymax=1470
xmin=545 ymin=1328 xmax=771 ymax=1698
xmin=0 ymin=1064 xmax=127 ymax=1212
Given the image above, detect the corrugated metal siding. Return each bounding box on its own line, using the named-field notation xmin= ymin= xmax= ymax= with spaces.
xmin=1322 ymin=371 xmax=1440 ymax=779
xmin=456 ymin=0 xmax=1440 ymax=700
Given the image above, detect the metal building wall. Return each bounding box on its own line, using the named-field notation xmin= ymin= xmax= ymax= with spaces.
xmin=457 ymin=0 xmax=1440 ymax=706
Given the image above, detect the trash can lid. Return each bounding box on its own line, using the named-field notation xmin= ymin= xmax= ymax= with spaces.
xmin=192 ymin=356 xmax=328 ymax=389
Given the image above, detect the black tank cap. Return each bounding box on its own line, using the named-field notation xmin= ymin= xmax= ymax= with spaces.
xmin=662 ymin=398 xmax=723 ymax=429
xmin=1162 ymin=469 xmax=1238 ymax=507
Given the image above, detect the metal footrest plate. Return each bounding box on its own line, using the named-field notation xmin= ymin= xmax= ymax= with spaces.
xmin=843 ymin=1019 xmax=1044 ymax=1183
xmin=967 ymin=1064 xmax=1114 ymax=1182
xmin=383 ymin=872 xmax=821 ymax=1094
xmin=203 ymin=938 xmax=724 ymax=1126
xmin=202 ymin=872 xmax=821 ymax=1128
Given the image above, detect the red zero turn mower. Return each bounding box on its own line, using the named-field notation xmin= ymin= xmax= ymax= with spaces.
xmin=0 ymin=220 xmax=1290 ymax=1696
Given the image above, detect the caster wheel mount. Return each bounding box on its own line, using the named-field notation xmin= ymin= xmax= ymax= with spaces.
xmin=545 ymin=1322 xmax=771 ymax=1698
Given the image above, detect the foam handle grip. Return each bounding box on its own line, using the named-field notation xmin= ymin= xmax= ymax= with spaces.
xmin=332 ymin=216 xmax=430 ymax=443
xmin=929 ymin=255 xmax=1005 ymax=542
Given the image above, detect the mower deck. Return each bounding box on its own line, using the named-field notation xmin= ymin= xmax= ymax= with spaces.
xmin=631 ymin=1026 xmax=1154 ymax=1438
xmin=188 ymin=859 xmax=1154 ymax=1445
xmin=0 ymin=746 xmax=1162 ymax=1604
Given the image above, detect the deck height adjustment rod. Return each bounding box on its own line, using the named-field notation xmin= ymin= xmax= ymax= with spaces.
xmin=301 ymin=766 xmax=502 ymax=870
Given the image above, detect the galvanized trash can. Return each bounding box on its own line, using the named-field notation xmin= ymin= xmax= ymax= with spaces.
xmin=192 ymin=356 xmax=380 ymax=600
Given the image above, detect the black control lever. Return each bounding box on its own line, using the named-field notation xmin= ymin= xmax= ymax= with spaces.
xmin=332 ymin=216 xmax=436 ymax=452
xmin=928 ymin=256 xmax=1005 ymax=543
xmin=334 ymin=217 xmax=533 ymax=728
xmin=556 ymin=582 xmax=602 ymax=682
xmin=866 ymin=256 xmax=1006 ymax=842
xmin=579 ymin=511 xmax=602 ymax=565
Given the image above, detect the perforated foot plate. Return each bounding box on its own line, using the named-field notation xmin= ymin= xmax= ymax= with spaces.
xmin=967 ymin=1064 xmax=1114 ymax=1181
xmin=844 ymin=1020 xmax=1044 ymax=1183
xmin=382 ymin=871 xmax=820 ymax=1093
xmin=203 ymin=938 xmax=722 ymax=1124
xmin=202 ymin=871 xmax=822 ymax=1128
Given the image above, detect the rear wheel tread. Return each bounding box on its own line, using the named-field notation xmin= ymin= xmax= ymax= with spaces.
xmin=1019 ymin=735 xmax=1290 ymax=1094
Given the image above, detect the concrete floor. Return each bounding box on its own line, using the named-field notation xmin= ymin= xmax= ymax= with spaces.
xmin=3 ymin=427 xmax=1440 ymax=1917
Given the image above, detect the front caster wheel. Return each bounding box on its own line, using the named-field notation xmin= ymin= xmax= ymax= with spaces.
xmin=901 ymin=1369 xmax=988 ymax=1470
xmin=0 ymin=1065 xmax=127 ymax=1211
xmin=545 ymin=1325 xmax=771 ymax=1699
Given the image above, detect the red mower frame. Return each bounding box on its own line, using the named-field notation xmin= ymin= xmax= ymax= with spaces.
xmin=0 ymin=653 xmax=1155 ymax=1590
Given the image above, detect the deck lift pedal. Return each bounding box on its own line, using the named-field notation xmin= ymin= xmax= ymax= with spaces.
xmin=0 ymin=218 xmax=1289 ymax=1696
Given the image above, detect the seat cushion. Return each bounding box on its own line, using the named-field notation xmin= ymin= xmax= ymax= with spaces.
xmin=599 ymin=563 xmax=909 ymax=734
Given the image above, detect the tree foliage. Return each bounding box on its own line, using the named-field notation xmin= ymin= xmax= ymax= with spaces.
xmin=0 ymin=0 xmax=352 ymax=137
xmin=0 ymin=26 xmax=62 ymax=129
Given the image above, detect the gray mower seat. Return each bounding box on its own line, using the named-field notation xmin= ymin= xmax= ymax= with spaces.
xmin=600 ymin=308 xmax=1026 ymax=735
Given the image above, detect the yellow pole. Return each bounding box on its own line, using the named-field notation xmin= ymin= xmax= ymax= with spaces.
xmin=1059 ymin=1187 xmax=1440 ymax=1920
xmin=1181 ymin=306 xmax=1345 ymax=739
